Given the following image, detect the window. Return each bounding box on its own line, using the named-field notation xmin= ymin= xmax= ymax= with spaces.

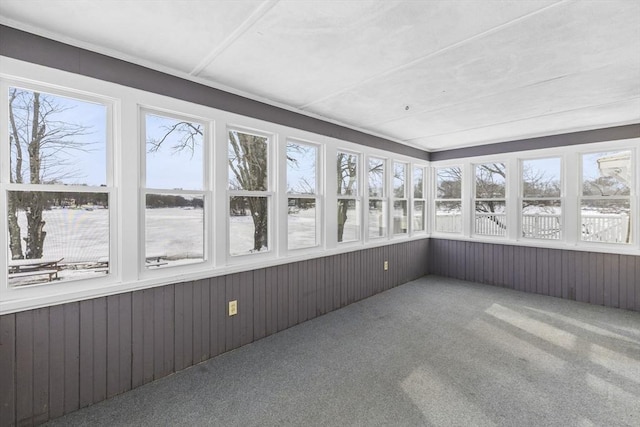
xmin=434 ymin=166 xmax=462 ymax=233
xmin=228 ymin=129 xmax=271 ymax=255
xmin=6 ymin=87 xmax=111 ymax=286
xmin=392 ymin=162 xmax=408 ymax=235
xmin=580 ymin=150 xmax=633 ymax=244
xmin=337 ymin=151 xmax=360 ymax=243
xmin=413 ymin=166 xmax=426 ymax=232
xmin=367 ymin=157 xmax=387 ymax=239
xmin=521 ymin=158 xmax=562 ymax=240
xmin=474 ymin=163 xmax=507 ymax=237
xmin=287 ymin=141 xmax=319 ymax=250
xmin=142 ymin=111 xmax=206 ymax=268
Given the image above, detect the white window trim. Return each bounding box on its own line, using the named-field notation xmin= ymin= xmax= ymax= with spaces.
xmin=365 ymin=155 xmax=388 ymax=242
xmin=336 ymin=149 xmax=362 ymax=245
xmin=411 ymin=164 xmax=428 ymax=235
xmin=433 ymin=164 xmax=464 ymax=234
xmin=518 ymin=156 xmax=564 ymax=242
xmin=139 ymin=107 xmax=213 ymax=276
xmin=284 ymin=138 xmax=323 ymax=254
xmin=226 ymin=126 xmax=275 ymax=261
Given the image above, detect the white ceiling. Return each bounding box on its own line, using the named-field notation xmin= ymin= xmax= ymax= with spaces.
xmin=1 ymin=0 xmax=638 ymax=152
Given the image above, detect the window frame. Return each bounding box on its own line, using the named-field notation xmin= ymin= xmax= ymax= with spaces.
xmin=392 ymin=161 xmax=409 ymax=236
xmin=285 ymin=138 xmax=322 ymax=252
xmin=519 ymin=156 xmax=564 ymax=242
xmin=366 ymin=156 xmax=388 ymax=241
xmin=336 ymin=149 xmax=362 ymax=244
xmin=473 ymin=161 xmax=508 ymax=238
xmin=139 ymin=107 xmax=212 ymax=274
xmin=433 ymin=164 xmax=463 ymax=234
xmin=411 ymin=164 xmax=427 ymax=234
xmin=2 ymin=79 xmax=117 ymax=290
xmin=578 ymin=148 xmax=635 ymax=246
xmin=226 ymin=126 xmax=275 ymax=260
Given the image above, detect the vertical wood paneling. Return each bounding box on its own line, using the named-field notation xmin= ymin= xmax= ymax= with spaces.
xmin=142 ymin=289 xmax=154 ymax=385
xmin=15 ymin=311 xmax=33 ymax=424
xmin=163 ymin=286 xmax=174 ymax=377
xmin=32 ymin=308 xmax=49 ymax=424
xmin=106 ymin=296 xmax=120 ymax=399
xmin=538 ymin=248 xmax=548 ymax=295
xmin=174 ymin=283 xmax=185 ymax=371
xmin=636 ymin=256 xmax=640 ymax=311
xmin=209 ymin=277 xmax=226 ymax=357
xmin=131 ymin=292 xmax=144 ymax=389
xmin=550 ymin=249 xmax=562 ymax=298
xmin=307 ymin=260 xmax=317 ymax=320
xmin=604 ymin=254 xmax=619 ymax=308
xmin=596 ymin=253 xmax=605 ymax=306
xmin=118 ymin=294 xmax=132 ymax=396
xmin=253 ymin=269 xmax=267 ymax=341
xmin=225 ymin=274 xmax=241 ymax=351
xmin=183 ymin=281 xmax=194 ymax=369
xmin=239 ymin=271 xmax=254 ymax=346
xmin=79 ymin=301 xmax=94 ymax=409
xmin=192 ymin=281 xmax=203 ymax=365
xmin=353 ymin=251 xmax=362 ymax=302
xmin=315 ymin=258 xmax=324 ymax=316
xmin=288 ymin=263 xmax=299 ymax=328
xmin=588 ymin=253 xmax=598 ymax=305
xmin=48 ymin=305 xmax=64 ymax=420
xmin=63 ymin=303 xmax=80 ymax=415
xmin=92 ymin=298 xmax=107 ymax=403
xmin=277 ymin=265 xmax=289 ymax=332
xmin=0 ymin=314 xmax=16 ymax=427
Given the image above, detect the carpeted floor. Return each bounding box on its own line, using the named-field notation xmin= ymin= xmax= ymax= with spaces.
xmin=44 ymin=276 xmax=640 ymax=426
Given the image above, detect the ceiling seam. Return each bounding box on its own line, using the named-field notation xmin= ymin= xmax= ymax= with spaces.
xmin=299 ymin=0 xmax=573 ymax=110
xmin=402 ymin=97 xmax=640 ymax=146
xmin=189 ymin=0 xmax=280 ymax=76
xmin=364 ymin=63 xmax=639 ymax=129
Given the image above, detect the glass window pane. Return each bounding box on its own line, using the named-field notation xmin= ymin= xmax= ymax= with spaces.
xmin=413 ymin=200 xmax=425 ymax=231
xmin=229 ymin=196 xmax=269 ymax=255
xmin=228 ymin=131 xmax=268 ymax=191
xmin=582 ymin=151 xmax=632 ymax=196
xmin=435 ymin=201 xmax=462 ymax=233
xmin=287 ymin=143 xmax=316 ymax=194
xmin=337 ymin=153 xmax=358 ymax=196
xmin=413 ymin=167 xmax=424 ymax=198
xmin=145 ymin=113 xmax=203 ymax=190
xmin=145 ymin=193 xmax=204 ymax=267
xmin=522 ymin=158 xmax=561 ymax=198
xmin=368 ymin=200 xmax=387 ymax=239
xmin=9 ymin=88 xmax=107 ymax=186
xmin=338 ymin=199 xmax=360 ymax=242
xmin=436 ymin=167 xmax=462 ymax=199
xmin=522 ymin=200 xmax=561 ymax=240
xmin=288 ymin=198 xmax=317 ymax=250
xmin=476 ymin=163 xmax=506 ymax=198
xmin=8 ymin=191 xmax=109 ymax=286
xmin=368 ymin=158 xmax=385 ymax=198
xmin=393 ymin=162 xmax=406 ymax=198
xmin=475 ymin=201 xmax=506 ymax=236
xmin=393 ymin=200 xmax=408 ymax=234
xmin=581 ymin=199 xmax=631 ymax=244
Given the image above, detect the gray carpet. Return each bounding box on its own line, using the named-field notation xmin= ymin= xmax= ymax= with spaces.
xmin=45 ymin=276 xmax=640 ymax=426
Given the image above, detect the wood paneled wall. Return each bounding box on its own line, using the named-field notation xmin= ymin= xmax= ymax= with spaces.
xmin=0 ymin=240 xmax=428 ymax=427
xmin=429 ymin=238 xmax=640 ymax=311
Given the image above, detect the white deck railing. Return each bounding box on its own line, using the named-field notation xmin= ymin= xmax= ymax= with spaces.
xmin=436 ymin=212 xmax=630 ymax=243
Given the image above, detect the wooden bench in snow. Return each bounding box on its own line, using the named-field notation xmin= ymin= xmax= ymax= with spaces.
xmin=8 ymin=269 xmax=60 ymax=281
xmin=8 ymin=257 xmax=64 ymax=282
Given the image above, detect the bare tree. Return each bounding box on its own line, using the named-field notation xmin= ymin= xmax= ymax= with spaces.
xmin=337 ymin=153 xmax=357 ymax=242
xmin=8 ymin=88 xmax=91 ymax=259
